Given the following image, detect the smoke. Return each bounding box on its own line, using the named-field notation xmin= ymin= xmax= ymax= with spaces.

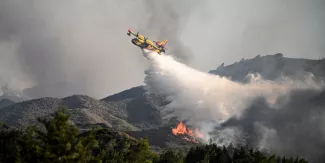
xmin=0 ymin=0 xmax=143 ymax=99
xmin=142 ymin=49 xmax=325 ymax=161
xmin=138 ymin=0 xmax=202 ymax=64
xmin=0 ymin=0 xmax=204 ymax=99
xmin=0 ymin=0 xmax=324 ymax=99
xmin=220 ymin=89 xmax=325 ymax=162
xmin=143 ymin=49 xmax=323 ymax=123
xmin=181 ymin=0 xmax=325 ymax=71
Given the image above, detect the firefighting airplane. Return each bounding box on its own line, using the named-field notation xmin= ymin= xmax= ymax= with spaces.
xmin=127 ymin=28 xmax=167 ymax=55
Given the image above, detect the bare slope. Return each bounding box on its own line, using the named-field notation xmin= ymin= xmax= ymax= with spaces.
xmin=101 ymin=86 xmax=169 ymax=129
xmin=0 ymin=95 xmax=137 ymax=131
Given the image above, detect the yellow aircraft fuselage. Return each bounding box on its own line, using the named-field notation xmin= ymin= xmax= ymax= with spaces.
xmin=127 ymin=30 xmax=165 ymax=54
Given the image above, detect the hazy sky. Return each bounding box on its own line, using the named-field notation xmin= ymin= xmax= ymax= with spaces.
xmin=0 ymin=0 xmax=324 ymax=99
xmin=182 ymin=0 xmax=325 ymax=70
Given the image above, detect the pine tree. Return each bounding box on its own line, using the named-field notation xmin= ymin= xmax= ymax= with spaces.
xmin=0 ymin=124 xmax=23 ymax=162
xmin=18 ymin=107 xmax=100 ymax=163
xmin=155 ymin=149 xmax=184 ymax=163
xmin=127 ymin=137 xmax=158 ymax=163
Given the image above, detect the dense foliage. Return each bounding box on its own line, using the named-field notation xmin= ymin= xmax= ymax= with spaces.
xmin=0 ymin=107 xmax=309 ymax=163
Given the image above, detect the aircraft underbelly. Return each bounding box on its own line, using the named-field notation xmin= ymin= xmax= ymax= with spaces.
xmin=132 ymin=38 xmax=146 ymax=48
xmin=131 ymin=38 xmax=161 ymax=54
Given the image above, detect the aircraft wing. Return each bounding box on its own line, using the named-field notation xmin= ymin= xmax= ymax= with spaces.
xmin=151 ymin=44 xmax=159 ymax=49
xmin=146 ymin=38 xmax=160 ymax=49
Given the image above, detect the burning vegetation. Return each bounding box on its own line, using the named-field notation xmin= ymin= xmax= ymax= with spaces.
xmin=171 ymin=121 xmax=206 ymax=144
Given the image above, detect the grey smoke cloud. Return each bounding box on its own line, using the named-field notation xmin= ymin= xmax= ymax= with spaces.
xmin=220 ymin=89 xmax=325 ymax=162
xmin=0 ymin=0 xmax=201 ymax=99
xmin=1 ymin=0 xmax=143 ymax=98
xmin=0 ymin=0 xmax=324 ymax=100
xmin=138 ymin=0 xmax=202 ymax=64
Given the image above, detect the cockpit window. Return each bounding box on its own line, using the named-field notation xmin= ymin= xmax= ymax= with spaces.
xmin=137 ymin=35 xmax=144 ymax=40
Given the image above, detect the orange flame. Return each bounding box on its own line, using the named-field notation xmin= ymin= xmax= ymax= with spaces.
xmin=172 ymin=121 xmax=187 ymax=135
xmin=172 ymin=121 xmax=206 ymax=143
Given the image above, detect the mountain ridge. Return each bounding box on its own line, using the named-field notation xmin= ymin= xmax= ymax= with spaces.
xmin=0 ymin=53 xmax=324 ymax=154
xmin=0 ymin=99 xmax=15 ymax=109
xmin=209 ymin=53 xmax=325 ymax=82
xmin=1 ymin=53 xmax=325 ymax=131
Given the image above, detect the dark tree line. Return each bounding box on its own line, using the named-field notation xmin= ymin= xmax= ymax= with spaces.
xmin=0 ymin=107 xmax=309 ymax=163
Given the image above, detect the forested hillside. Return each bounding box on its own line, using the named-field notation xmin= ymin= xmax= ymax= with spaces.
xmin=0 ymin=107 xmax=309 ymax=163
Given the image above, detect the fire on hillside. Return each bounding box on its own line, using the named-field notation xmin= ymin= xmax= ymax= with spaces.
xmin=171 ymin=121 xmax=207 ymax=144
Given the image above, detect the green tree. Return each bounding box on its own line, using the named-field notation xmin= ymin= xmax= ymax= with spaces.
xmin=127 ymin=137 xmax=158 ymax=163
xmin=155 ymin=149 xmax=184 ymax=163
xmin=0 ymin=124 xmax=22 ymax=162
xmin=18 ymin=107 xmax=100 ymax=163
xmin=89 ymin=129 xmax=157 ymax=163
xmin=93 ymin=128 xmax=132 ymax=163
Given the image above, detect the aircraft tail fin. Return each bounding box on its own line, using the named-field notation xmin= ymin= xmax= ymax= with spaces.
xmin=160 ymin=39 xmax=168 ymax=45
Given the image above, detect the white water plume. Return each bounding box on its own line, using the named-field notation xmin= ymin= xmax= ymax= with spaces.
xmin=143 ymin=49 xmax=323 ymax=127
